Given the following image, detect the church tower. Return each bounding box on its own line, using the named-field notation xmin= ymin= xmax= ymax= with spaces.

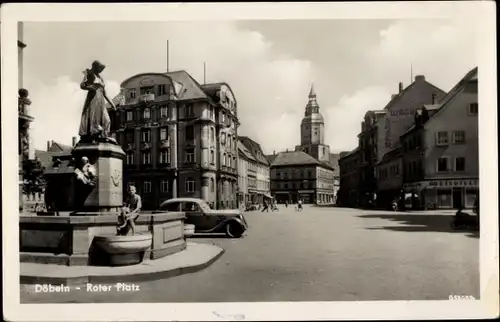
xmin=295 ymin=84 xmax=331 ymax=163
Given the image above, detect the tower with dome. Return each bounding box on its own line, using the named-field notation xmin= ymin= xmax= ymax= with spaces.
xmin=295 ymin=84 xmax=331 ymax=163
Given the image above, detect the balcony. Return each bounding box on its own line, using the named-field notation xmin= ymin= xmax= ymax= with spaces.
xmin=139 ymin=93 xmax=155 ymax=102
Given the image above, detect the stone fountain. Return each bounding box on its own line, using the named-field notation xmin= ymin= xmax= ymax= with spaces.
xmin=20 ymin=61 xmax=187 ymax=267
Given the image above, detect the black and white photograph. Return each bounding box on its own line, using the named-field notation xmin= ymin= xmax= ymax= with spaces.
xmin=2 ymin=2 xmax=498 ymax=321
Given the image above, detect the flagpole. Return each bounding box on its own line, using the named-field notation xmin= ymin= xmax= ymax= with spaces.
xmin=166 ymin=40 xmax=170 ymax=72
xmin=203 ymin=62 xmax=206 ymax=84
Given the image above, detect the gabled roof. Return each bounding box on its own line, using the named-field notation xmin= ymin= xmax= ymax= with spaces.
xmin=266 ymin=154 xmax=278 ymax=164
xmin=48 ymin=141 xmax=72 ymax=153
xmin=271 ymin=151 xmax=331 ymax=169
xmin=239 ymin=136 xmax=269 ymax=165
xmin=376 ymin=146 xmax=402 ymax=166
xmin=238 ymin=141 xmax=256 ymax=162
xmin=339 ymin=147 xmax=360 ymax=160
xmin=401 ymin=67 xmax=478 ymax=137
xmin=165 ymin=70 xmax=208 ymax=101
xmin=383 ymin=77 xmax=446 ymax=111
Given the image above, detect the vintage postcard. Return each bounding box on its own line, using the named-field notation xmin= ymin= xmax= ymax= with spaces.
xmin=1 ymin=2 xmax=498 ymax=321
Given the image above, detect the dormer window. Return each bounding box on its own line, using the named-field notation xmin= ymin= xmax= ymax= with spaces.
xmin=129 ymin=89 xmax=136 ymax=99
xmin=468 ymin=103 xmax=478 ymax=115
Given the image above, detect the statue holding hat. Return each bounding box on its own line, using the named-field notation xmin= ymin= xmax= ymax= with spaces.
xmin=78 ymin=60 xmax=117 ymax=143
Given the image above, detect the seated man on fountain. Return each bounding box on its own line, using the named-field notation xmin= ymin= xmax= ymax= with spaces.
xmin=75 ymin=156 xmax=96 ymax=186
xmin=117 ymin=185 xmax=142 ymax=235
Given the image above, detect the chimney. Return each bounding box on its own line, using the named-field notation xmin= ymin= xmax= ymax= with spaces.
xmin=286 ymin=148 xmax=288 ymax=152
xmin=431 ymin=93 xmax=437 ymax=104
xmin=415 ymin=75 xmax=425 ymax=82
xmin=391 ymin=94 xmax=397 ymax=99
xmin=47 ymin=141 xmax=51 ymax=151
xmin=398 ymin=82 xmax=403 ymax=93
xmin=72 ymin=136 xmax=77 ymax=147
xmin=273 ymin=150 xmax=276 ymax=155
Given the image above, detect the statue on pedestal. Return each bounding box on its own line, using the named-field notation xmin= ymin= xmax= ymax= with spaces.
xmin=78 ymin=60 xmax=117 ymax=144
xmin=117 ymin=186 xmax=142 ymax=236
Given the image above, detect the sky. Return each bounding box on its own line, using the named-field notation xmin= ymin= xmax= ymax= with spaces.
xmin=23 ymin=19 xmax=477 ymax=154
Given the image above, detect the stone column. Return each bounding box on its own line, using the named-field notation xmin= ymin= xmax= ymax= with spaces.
xmin=201 ymin=175 xmax=210 ymax=202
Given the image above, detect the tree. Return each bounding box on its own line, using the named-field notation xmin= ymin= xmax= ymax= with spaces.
xmin=22 ymin=158 xmax=46 ymax=196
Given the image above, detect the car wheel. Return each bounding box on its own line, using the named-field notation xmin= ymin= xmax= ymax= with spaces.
xmin=225 ymin=222 xmax=244 ymax=238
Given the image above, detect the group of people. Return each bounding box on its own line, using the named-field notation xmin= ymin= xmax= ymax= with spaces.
xmin=261 ymin=198 xmax=278 ymax=212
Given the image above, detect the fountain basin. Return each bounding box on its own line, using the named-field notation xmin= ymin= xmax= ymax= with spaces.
xmin=93 ymin=233 xmax=152 ymax=266
xmin=184 ymin=224 xmax=195 ymax=237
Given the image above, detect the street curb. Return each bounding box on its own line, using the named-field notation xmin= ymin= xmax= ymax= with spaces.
xmin=20 ymin=248 xmax=225 ymax=286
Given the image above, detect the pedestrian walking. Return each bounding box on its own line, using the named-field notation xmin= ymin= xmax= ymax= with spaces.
xmin=285 ymin=200 xmax=288 ymax=208
xmin=261 ymin=199 xmax=269 ymax=212
xmin=296 ymin=198 xmax=303 ymax=211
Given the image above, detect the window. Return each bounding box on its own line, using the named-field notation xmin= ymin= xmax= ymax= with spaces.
xmin=129 ymin=89 xmax=136 ymax=99
xmin=126 ymin=131 xmax=134 ymax=143
xmin=468 ymin=103 xmax=478 ymax=115
xmin=142 ymin=152 xmax=151 ymax=165
xmin=437 ymin=157 xmax=448 ymax=172
xmin=185 ymin=148 xmax=195 ymax=163
xmin=126 ymin=153 xmax=134 ymax=165
xmin=221 ymin=112 xmax=225 ymax=123
xmin=185 ymin=104 xmax=194 ymax=117
xmin=160 ymin=106 xmax=168 ymax=118
xmin=455 ymin=157 xmax=466 ymax=171
xmin=221 ymin=133 xmax=226 ymax=145
xmin=226 ymin=154 xmax=231 ymax=168
xmin=185 ymin=177 xmax=195 ymax=192
xmin=142 ymin=130 xmax=151 ymax=142
xmin=209 ymin=107 xmax=214 ymax=119
xmin=453 ymin=131 xmax=465 ymax=144
xmin=160 ymin=128 xmax=168 ymax=141
xmin=158 ymin=84 xmax=167 ymax=96
xmin=185 ymin=125 xmax=194 ymax=141
xmin=228 ymin=135 xmax=232 ymax=148
xmin=143 ymin=108 xmax=151 ymax=120
xmin=436 ymin=131 xmax=448 ymax=146
xmin=210 ymin=127 xmax=215 ymax=144
xmin=161 ymin=201 xmax=180 ymax=211
xmin=160 ymin=180 xmax=169 ymax=193
xmin=160 ymin=150 xmax=170 ymax=164
xmin=222 ymin=153 xmax=226 ymax=166
xmin=126 ymin=110 xmax=133 ymax=121
xmin=210 ymin=178 xmax=215 ymax=192
xmin=233 ymin=156 xmax=236 ymax=169
xmin=140 ymin=86 xmax=153 ymax=95
xmin=210 ymin=150 xmax=215 ymax=164
xmin=143 ymin=181 xmax=152 ymax=193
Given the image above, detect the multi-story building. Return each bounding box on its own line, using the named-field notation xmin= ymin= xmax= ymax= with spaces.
xmin=379 ymin=78 xmax=446 ymax=159
xmin=400 ymin=67 xmax=478 ymax=209
xmin=357 ymin=110 xmax=387 ymax=206
xmin=18 ymin=22 xmax=35 ymax=211
xmin=337 ymin=148 xmax=361 ymax=207
xmin=239 ymin=136 xmax=271 ymax=204
xmin=270 ymin=151 xmax=335 ymax=204
xmin=237 ymin=139 xmax=255 ymax=205
xmin=111 ymin=71 xmax=239 ymax=210
xmin=374 ymin=147 xmax=403 ymax=209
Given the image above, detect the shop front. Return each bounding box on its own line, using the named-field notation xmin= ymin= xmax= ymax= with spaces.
xmin=298 ymin=190 xmax=315 ymax=204
xmin=403 ymin=178 xmax=478 ymax=209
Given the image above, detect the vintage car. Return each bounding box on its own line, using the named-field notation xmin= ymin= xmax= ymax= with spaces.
xmin=158 ymin=198 xmax=248 ymax=238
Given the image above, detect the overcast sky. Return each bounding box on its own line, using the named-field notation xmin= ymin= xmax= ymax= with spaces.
xmin=23 ymin=19 xmax=477 ymax=154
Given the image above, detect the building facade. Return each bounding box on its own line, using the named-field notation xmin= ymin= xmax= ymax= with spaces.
xmin=239 ymin=136 xmax=271 ymax=203
xmin=270 ymin=151 xmax=335 ymax=204
xmin=357 ymin=110 xmax=386 ymax=206
xmin=400 ymin=67 xmax=479 ymax=209
xmin=374 ymin=147 xmax=403 ymax=209
xmin=111 ymin=71 xmax=239 ymax=210
xmin=237 ymin=139 xmax=256 ymax=205
xmin=337 ymin=148 xmax=361 ymax=207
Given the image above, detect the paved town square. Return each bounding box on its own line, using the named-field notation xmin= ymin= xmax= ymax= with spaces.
xmin=21 ymin=205 xmax=479 ymax=303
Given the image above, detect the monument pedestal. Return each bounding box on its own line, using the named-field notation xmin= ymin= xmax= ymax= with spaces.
xmin=71 ymin=141 xmax=125 ymax=214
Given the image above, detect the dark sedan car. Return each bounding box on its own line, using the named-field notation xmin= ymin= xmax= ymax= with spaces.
xmin=159 ymin=198 xmax=248 ymax=238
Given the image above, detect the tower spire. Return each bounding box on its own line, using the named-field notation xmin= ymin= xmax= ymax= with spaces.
xmin=309 ymin=83 xmax=316 ymax=98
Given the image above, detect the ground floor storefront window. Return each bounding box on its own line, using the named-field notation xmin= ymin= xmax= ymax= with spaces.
xmin=422 ymin=187 xmax=478 ymax=209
